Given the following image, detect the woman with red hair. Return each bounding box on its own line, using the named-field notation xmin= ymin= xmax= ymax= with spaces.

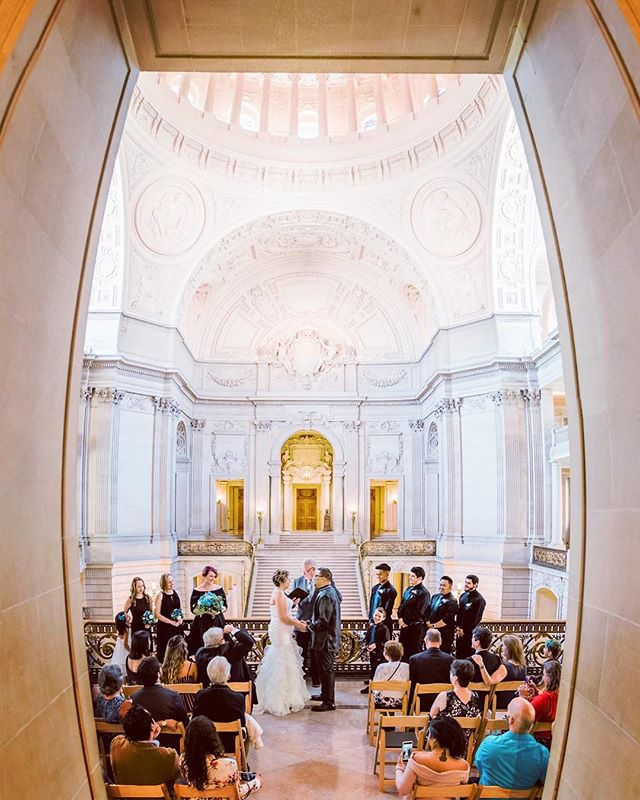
xmin=187 ymin=565 xmax=227 ymax=655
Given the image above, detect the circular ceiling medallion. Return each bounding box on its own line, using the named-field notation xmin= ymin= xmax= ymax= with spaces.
xmin=412 ymin=179 xmax=482 ymax=258
xmin=134 ymin=176 xmax=206 ymax=256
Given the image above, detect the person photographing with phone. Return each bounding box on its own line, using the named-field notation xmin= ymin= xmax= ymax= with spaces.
xmin=395 ymin=717 xmax=470 ymax=800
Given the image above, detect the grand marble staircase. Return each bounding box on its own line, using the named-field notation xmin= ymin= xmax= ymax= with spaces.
xmin=248 ymin=534 xmax=366 ymax=617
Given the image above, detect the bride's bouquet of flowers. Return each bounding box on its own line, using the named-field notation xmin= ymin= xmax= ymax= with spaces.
xmin=142 ymin=610 xmax=156 ymax=626
xmin=194 ymin=591 xmax=224 ymax=617
xmin=170 ymin=608 xmax=184 ymax=622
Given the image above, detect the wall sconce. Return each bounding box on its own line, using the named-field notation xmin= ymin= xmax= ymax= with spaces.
xmin=350 ymin=509 xmax=357 ymax=545
xmin=256 ymin=510 xmax=264 ymax=545
xmin=216 ymin=496 xmax=224 ymax=504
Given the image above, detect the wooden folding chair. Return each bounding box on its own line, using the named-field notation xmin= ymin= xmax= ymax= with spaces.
xmin=212 ymin=719 xmax=247 ymax=771
xmin=452 ymin=716 xmax=483 ymax=764
xmin=411 ymin=682 xmax=452 ymax=715
xmin=163 ymin=682 xmax=202 ymax=713
xmin=366 ymin=680 xmax=412 ymax=743
xmin=374 ymin=714 xmax=427 ymax=791
xmin=95 ymin=720 xmax=124 ymax=779
xmin=158 ymin=720 xmax=186 ymax=753
xmin=475 ymin=786 xmax=543 ymax=798
xmin=123 ymin=685 xmax=141 ymax=699
xmin=105 ymin=785 xmax=172 ymax=799
xmin=490 ymin=681 xmax=524 ymax=715
xmin=412 ymin=784 xmax=478 ymax=798
xmin=174 ymin=785 xmax=241 ymax=799
xmin=468 ymin=682 xmax=495 ymax=717
xmin=228 ymin=681 xmax=253 ymax=714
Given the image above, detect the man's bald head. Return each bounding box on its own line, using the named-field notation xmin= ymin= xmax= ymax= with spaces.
xmin=507 ymin=697 xmax=536 ymax=733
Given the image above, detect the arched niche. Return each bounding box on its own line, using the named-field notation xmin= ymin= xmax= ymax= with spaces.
xmin=280 ymin=431 xmax=333 ymax=532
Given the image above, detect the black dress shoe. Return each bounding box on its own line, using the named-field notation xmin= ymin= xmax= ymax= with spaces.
xmin=360 ymin=686 xmax=370 ymax=694
xmin=312 ymin=681 xmax=321 ymax=688
xmin=310 ymin=694 xmax=325 ymax=701
xmin=311 ymin=702 xmax=336 ymax=712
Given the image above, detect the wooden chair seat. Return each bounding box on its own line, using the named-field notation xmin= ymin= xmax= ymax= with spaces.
xmin=491 ymin=681 xmax=524 ymax=715
xmin=411 ymin=682 xmax=452 ymax=715
xmin=174 ymin=785 xmax=241 ymax=799
xmin=228 ymin=681 xmax=253 ymax=714
xmin=412 ymin=784 xmax=478 ymax=798
xmin=475 ymin=786 xmax=543 ymax=798
xmin=105 ymin=784 xmax=171 ymax=799
xmin=366 ymin=679 xmax=411 ymax=743
xmin=374 ymin=714 xmax=427 ymax=791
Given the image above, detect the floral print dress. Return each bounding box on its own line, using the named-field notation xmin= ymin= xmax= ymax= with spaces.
xmin=180 ymin=754 xmax=262 ymax=798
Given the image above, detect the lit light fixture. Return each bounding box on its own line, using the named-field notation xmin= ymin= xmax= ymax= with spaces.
xmin=256 ymin=510 xmax=264 ymax=545
xmin=350 ymin=509 xmax=357 ymax=545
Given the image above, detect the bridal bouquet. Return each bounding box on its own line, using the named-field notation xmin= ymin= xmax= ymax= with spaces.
xmin=142 ymin=610 xmax=156 ymax=626
xmin=194 ymin=592 xmax=224 ymax=617
xmin=170 ymin=608 xmax=184 ymax=622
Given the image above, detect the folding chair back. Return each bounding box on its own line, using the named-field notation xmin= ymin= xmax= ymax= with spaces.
xmin=491 ymin=681 xmax=523 ymax=714
xmin=174 ymin=785 xmax=241 ymax=799
xmin=366 ymin=679 xmax=411 ymax=743
xmin=123 ymin=685 xmax=141 ymax=699
xmin=162 ymin=682 xmax=202 ymax=713
xmin=411 ymin=682 xmax=452 ymax=715
xmin=105 ymin=785 xmax=171 ymax=799
xmin=413 ymin=784 xmax=478 ymax=798
xmin=95 ymin=720 xmax=124 ymax=778
xmin=375 ymin=714 xmax=427 ymax=791
xmin=158 ymin=721 xmax=186 ymax=753
xmin=452 ymin=716 xmax=482 ymax=763
xmin=212 ymin=719 xmax=247 ymax=771
xmin=228 ymin=681 xmax=253 ymax=714
xmin=468 ymin=682 xmax=495 ymax=716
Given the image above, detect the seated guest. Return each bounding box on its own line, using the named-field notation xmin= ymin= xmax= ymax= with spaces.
xmin=472 ymin=634 xmax=526 ymax=710
xmin=360 ymin=607 xmax=391 ymax=693
xmin=195 ymin=624 xmax=256 ymax=690
xmin=519 ymin=660 xmax=561 ymax=746
xmin=162 ymin=635 xmax=198 ymax=684
xmin=130 ymin=655 xmax=189 ymax=748
xmin=542 ymin=638 xmax=562 ymax=665
xmin=110 ymin=705 xmax=179 ymax=786
xmin=372 ymin=640 xmax=411 ymax=709
xmin=409 ymin=628 xmax=455 ymax=712
xmin=468 ymin=626 xmax=502 ymax=680
xmin=430 ymin=659 xmax=481 ymax=727
xmin=93 ymin=664 xmax=131 ymax=722
xmin=192 ymin=656 xmax=247 ymax=754
xmin=180 ymin=715 xmax=262 ymax=799
xmin=395 ymin=716 xmax=470 ymax=800
xmin=474 ymin=697 xmax=549 ymax=792
xmin=126 ymin=630 xmax=151 ymax=684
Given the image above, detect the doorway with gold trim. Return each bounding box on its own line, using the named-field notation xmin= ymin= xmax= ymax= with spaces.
xmin=294 ymin=486 xmax=319 ymax=530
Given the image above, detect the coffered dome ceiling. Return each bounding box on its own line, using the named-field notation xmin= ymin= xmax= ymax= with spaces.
xmin=90 ymin=71 xmax=552 ymax=372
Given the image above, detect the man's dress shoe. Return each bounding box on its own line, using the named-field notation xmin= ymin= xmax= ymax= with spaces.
xmin=311 ymin=702 xmax=336 ymax=712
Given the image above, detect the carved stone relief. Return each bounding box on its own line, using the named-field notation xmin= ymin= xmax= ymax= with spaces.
xmin=412 ymin=179 xmax=482 ymax=258
xmin=176 ymin=421 xmax=187 ymax=458
xmin=366 ymin=434 xmax=404 ymax=475
xmin=427 ymin=422 xmax=439 ymax=459
xmin=133 ymin=176 xmax=206 ymax=256
xmin=90 ymin=161 xmax=124 ymax=311
xmin=211 ymin=433 xmax=247 ymax=474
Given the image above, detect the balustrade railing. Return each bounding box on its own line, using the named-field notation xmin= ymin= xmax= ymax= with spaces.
xmin=86 ymin=618 xmax=565 ymax=683
xmin=532 ymin=545 xmax=568 ymax=571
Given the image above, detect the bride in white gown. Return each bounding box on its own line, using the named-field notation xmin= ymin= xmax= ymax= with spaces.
xmin=254 ymin=569 xmax=311 ymax=716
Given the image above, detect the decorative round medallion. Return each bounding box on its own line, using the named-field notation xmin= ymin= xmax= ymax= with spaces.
xmin=412 ymin=179 xmax=482 ymax=258
xmin=134 ymin=176 xmax=206 ymax=256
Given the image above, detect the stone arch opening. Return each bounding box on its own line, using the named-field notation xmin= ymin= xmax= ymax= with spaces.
xmin=281 ymin=431 xmax=333 ymax=532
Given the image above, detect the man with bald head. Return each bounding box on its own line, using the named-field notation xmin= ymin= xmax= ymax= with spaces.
xmin=474 ymin=697 xmax=549 ymax=795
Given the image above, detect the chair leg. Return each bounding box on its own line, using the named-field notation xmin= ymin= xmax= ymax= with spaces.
xmin=373 ymin=725 xmax=382 ymax=774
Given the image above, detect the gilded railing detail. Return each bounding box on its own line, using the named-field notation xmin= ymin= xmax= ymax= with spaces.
xmin=532 ymin=546 xmax=568 ymax=571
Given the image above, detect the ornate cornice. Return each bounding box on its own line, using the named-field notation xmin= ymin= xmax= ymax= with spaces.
xmin=177 ymin=539 xmax=254 ymax=558
xmin=360 ymin=540 xmax=436 ymax=557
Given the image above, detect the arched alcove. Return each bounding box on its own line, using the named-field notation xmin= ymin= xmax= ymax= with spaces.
xmin=535 ymin=587 xmax=559 ymax=620
xmin=281 ymin=431 xmax=333 ymax=531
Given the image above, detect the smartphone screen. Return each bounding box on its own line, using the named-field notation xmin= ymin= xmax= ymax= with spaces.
xmin=401 ymin=740 xmax=413 ymax=762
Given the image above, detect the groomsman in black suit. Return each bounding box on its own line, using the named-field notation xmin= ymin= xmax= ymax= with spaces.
xmin=368 ymin=562 xmax=397 ymax=636
xmin=455 ymin=574 xmax=486 ymax=658
xmin=397 ymin=566 xmax=431 ymax=662
xmin=426 ymin=575 xmax=459 ymax=654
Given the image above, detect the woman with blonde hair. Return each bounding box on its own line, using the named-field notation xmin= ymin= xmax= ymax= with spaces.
xmin=123 ymin=576 xmax=152 ymax=635
xmin=154 ymin=572 xmax=183 ymax=661
xmin=471 ymin=633 xmax=526 ymax=710
xmin=162 ymin=634 xmax=198 ymax=710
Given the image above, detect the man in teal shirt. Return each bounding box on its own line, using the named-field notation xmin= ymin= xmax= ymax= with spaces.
xmin=475 ymin=697 xmax=549 ymax=795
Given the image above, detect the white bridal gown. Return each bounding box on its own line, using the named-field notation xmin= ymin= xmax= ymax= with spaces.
xmin=254 ymin=593 xmax=310 ymax=716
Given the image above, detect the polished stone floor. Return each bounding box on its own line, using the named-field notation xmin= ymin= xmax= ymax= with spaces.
xmin=251 ymin=678 xmax=387 ymax=797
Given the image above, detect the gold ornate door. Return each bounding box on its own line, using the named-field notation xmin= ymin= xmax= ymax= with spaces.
xmin=295 ymin=488 xmax=318 ymax=530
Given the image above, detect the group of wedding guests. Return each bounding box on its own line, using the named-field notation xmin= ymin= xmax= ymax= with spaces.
xmin=96 ymin=566 xmax=263 ymax=797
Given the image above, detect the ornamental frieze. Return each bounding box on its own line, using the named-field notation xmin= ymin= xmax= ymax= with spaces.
xmin=361 ymin=540 xmax=437 ymax=558
xmin=532 ymin=546 xmax=567 ymax=571
xmin=177 ymin=540 xmax=254 ymax=558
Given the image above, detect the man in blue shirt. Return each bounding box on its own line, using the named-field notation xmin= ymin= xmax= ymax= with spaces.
xmin=475 ymin=697 xmax=549 ymax=795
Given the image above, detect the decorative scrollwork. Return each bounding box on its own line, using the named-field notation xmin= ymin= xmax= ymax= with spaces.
xmin=177 ymin=540 xmax=254 ymax=558
xmin=360 ymin=541 xmax=437 ymax=557
xmin=532 ymin=546 xmax=567 ymax=571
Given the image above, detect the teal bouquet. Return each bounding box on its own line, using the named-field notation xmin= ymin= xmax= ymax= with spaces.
xmin=142 ymin=610 xmax=155 ymax=625
xmin=170 ymin=608 xmax=184 ymax=621
xmin=194 ymin=592 xmax=224 ymax=616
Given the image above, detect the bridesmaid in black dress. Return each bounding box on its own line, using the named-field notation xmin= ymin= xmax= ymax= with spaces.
xmin=186 ymin=565 xmax=227 ymax=655
xmin=123 ymin=577 xmax=152 ymax=636
xmin=154 ymin=572 xmax=183 ymax=662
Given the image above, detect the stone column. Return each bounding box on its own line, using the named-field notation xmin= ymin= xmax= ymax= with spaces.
xmin=521 ymin=389 xmax=545 ymax=545
xmin=402 ymin=75 xmax=415 ymax=116
xmin=550 ymin=461 xmax=564 ymax=546
xmin=435 ymin=398 xmax=462 ymax=544
xmin=259 ymin=73 xmax=271 ymax=134
xmin=189 ymin=419 xmax=206 ymax=537
xmin=87 ymin=386 xmax=124 ymax=545
xmin=374 ymin=74 xmax=387 ymax=126
xmin=409 ymin=419 xmax=425 ymax=537
xmin=77 ymin=387 xmax=94 ymax=546
xmin=347 ymin=76 xmax=358 ymax=132
xmin=320 ymin=476 xmax=330 ymax=519
xmin=333 ymin=461 xmax=346 ymax=536
xmin=252 ymin=421 xmax=273 ymax=541
xmin=204 ymin=74 xmax=217 ymax=113
xmin=289 ymin=74 xmax=300 ymax=136
xmin=230 ymin=72 xmax=244 ymax=126
xmin=178 ymin=74 xmax=191 ymax=100
xmin=151 ymin=397 xmax=180 ymax=543
xmin=268 ymin=460 xmax=281 ymax=534
xmin=318 ymin=74 xmax=329 ymax=137
xmin=492 ymin=390 xmax=528 ymax=546
xmin=283 ymin=476 xmax=293 ymax=531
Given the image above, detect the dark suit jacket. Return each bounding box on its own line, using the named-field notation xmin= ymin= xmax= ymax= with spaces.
xmin=456 ymin=589 xmax=486 ymax=636
xmin=408 ymin=648 xmax=455 ymax=711
xmin=470 ymin=649 xmax=502 ymax=683
xmin=131 ymin=684 xmax=189 ymax=750
xmin=195 ymin=629 xmax=255 ymax=687
xmin=292 ymin=575 xmax=315 ymax=621
xmin=366 ymin=621 xmax=391 ymax=662
xmin=192 ymin=684 xmax=246 ymax=752
xmin=397 ymin=583 xmax=431 ymax=626
xmin=368 ymin=581 xmax=397 ymax=633
xmin=428 ymin=593 xmax=458 ymax=650
xmin=308 ymin=583 xmax=341 ymax=652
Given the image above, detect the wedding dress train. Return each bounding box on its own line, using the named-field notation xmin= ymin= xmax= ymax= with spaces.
xmin=254 ymin=595 xmax=310 ymax=716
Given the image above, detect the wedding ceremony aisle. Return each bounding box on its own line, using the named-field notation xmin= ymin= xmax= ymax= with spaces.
xmin=251 ymin=679 xmax=380 ymax=797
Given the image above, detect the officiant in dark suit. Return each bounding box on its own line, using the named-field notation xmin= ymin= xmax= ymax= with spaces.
xmin=292 ymin=558 xmax=319 ymax=686
xmin=306 ymin=566 xmax=341 ymax=712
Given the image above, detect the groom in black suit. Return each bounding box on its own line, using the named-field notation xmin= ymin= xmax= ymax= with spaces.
xmin=306 ymin=566 xmax=341 ymax=712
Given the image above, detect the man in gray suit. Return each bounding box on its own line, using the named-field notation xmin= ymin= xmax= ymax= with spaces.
xmin=306 ymin=566 xmax=341 ymax=712
xmin=292 ymin=558 xmax=319 ymax=686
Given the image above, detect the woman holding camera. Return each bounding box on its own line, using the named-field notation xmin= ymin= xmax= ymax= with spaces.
xmin=395 ymin=716 xmax=470 ymax=800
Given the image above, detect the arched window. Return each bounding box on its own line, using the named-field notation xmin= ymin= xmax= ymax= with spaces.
xmin=298 ymin=110 xmax=319 ymax=139
xmin=534 ymin=588 xmax=559 ymax=619
xmin=239 ymin=100 xmax=259 ymax=132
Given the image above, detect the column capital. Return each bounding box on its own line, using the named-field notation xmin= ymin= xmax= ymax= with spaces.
xmin=153 ymin=396 xmax=180 ymax=416
xmin=434 ymin=398 xmax=461 ymax=417
xmin=95 ymin=387 xmax=124 ymax=405
xmin=521 ymin=388 xmax=542 ymax=406
xmin=190 ymin=418 xmax=206 ymax=431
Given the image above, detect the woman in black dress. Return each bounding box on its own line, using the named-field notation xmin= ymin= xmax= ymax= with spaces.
xmin=123 ymin=577 xmax=152 ymax=635
xmin=154 ymin=572 xmax=183 ymax=662
xmin=187 ymin=565 xmax=227 ymax=656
